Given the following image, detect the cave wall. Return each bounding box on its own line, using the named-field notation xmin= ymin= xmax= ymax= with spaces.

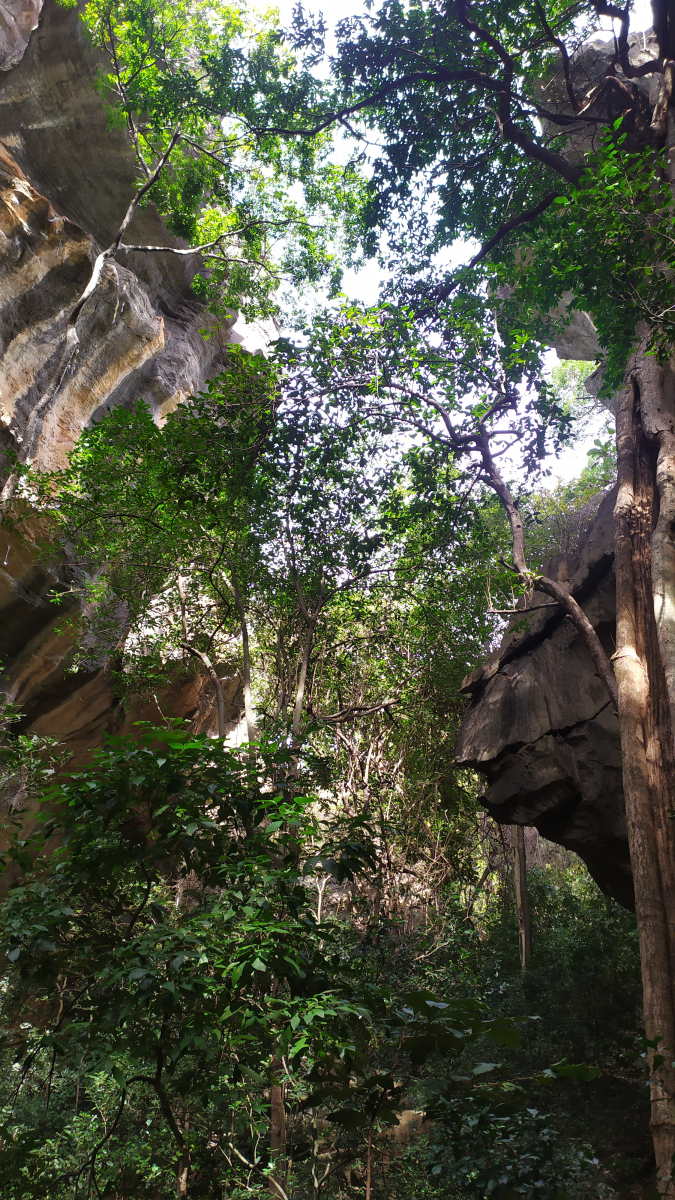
xmin=0 ymin=0 xmax=253 ymax=754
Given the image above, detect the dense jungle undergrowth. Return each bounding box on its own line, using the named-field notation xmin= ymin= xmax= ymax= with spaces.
xmin=0 ymin=721 xmax=648 ymax=1200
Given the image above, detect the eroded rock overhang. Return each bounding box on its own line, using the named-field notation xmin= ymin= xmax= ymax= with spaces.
xmin=455 ymin=489 xmax=632 ymax=908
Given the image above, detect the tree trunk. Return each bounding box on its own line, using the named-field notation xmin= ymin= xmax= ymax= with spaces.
xmin=614 ymin=347 xmax=675 ymax=1195
xmin=153 ymin=1076 xmax=191 ymax=1198
xmin=292 ymin=617 xmax=317 ymax=735
xmin=221 ymin=564 xmax=258 ymax=742
xmin=269 ymin=1057 xmax=287 ymax=1198
xmin=239 ymin=614 xmax=257 ymax=743
xmin=365 ymin=1124 xmax=373 ymax=1200
xmin=511 ymin=824 xmax=531 ymax=969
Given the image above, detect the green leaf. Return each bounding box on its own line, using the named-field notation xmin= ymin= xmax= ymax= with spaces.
xmin=549 ymin=1060 xmax=602 ymax=1081
xmin=329 ymin=1108 xmax=368 ymax=1130
xmin=486 ymin=1017 xmax=521 ymax=1049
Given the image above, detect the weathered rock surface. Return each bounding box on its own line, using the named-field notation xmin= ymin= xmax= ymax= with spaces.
xmin=0 ymin=0 xmax=40 ymax=71
xmin=455 ymin=488 xmax=632 ymax=908
xmin=0 ymin=0 xmax=254 ymax=753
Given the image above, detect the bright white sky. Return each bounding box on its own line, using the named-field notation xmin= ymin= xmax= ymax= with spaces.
xmin=273 ymin=0 xmax=654 ymax=483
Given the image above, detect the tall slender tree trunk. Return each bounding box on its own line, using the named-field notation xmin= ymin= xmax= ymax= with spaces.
xmin=222 ymin=565 xmax=257 ymax=742
xmin=614 ymin=344 xmax=675 ymax=1194
xmin=511 ymin=824 xmax=531 ymax=969
xmin=269 ymin=1056 xmax=287 ymax=1197
xmin=239 ymin=614 xmax=257 ymax=742
xmin=292 ymin=618 xmax=317 ymax=736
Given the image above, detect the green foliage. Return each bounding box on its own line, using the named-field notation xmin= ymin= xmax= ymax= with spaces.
xmin=306 ymin=3 xmax=675 ymax=396
xmin=483 ymin=868 xmax=642 ymax=1071
xmin=0 ymin=722 xmax=645 ymax=1197
xmin=498 ymin=134 xmax=675 ymax=393
xmin=324 ymin=0 xmax=592 ymax=248
xmin=21 ymin=348 xmax=278 ymax=690
xmin=548 ymin=362 xmax=595 ymax=428
xmin=425 ymin=1096 xmax=609 ymax=1200
xmin=71 ymin=0 xmax=368 ymax=319
xmin=520 ymin=476 xmax=615 ymax=572
xmin=0 ymin=732 xmax=545 ymax=1199
xmin=0 ymin=727 xmax=377 ymax=1195
xmin=2 ymin=2 xmax=661 ymax=1193
xmin=396 ymin=867 xmax=643 ymax=1199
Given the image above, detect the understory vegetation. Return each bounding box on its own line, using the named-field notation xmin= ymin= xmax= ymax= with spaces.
xmin=0 ymin=395 xmax=644 ymax=1198
xmin=0 ymin=723 xmax=645 ymax=1200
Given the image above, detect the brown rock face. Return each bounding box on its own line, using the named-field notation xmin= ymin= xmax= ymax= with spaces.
xmin=0 ymin=0 xmax=40 ymax=71
xmin=0 ymin=0 xmax=252 ymax=753
xmin=0 ymin=1 xmax=241 ymax=468
xmin=455 ymin=488 xmax=632 ymax=908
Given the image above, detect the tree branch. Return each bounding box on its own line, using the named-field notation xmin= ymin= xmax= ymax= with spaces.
xmin=477 ymin=428 xmax=619 ymax=713
xmin=432 ymin=190 xmax=560 ymax=302
xmin=534 ymin=0 xmax=580 ymax=111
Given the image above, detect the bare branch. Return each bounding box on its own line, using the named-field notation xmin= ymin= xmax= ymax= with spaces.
xmin=534 ymin=0 xmax=580 ymax=111
xmin=112 ymin=126 xmax=182 ymax=253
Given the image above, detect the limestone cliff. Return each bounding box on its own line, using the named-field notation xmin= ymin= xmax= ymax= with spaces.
xmin=455 ymin=488 xmax=631 ymax=907
xmin=0 ymin=0 xmax=252 ymax=753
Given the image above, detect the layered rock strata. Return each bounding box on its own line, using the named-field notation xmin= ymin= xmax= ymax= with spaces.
xmin=0 ymin=0 xmax=253 ymax=754
xmin=455 ymin=488 xmax=632 ymax=908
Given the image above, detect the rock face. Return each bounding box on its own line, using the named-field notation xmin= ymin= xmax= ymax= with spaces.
xmin=455 ymin=488 xmax=632 ymax=908
xmin=0 ymin=0 xmax=40 ymax=71
xmin=0 ymin=0 xmax=245 ymax=464
xmin=0 ymin=0 xmax=253 ymax=755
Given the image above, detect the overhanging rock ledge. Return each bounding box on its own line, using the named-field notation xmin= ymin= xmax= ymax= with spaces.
xmin=455 ymin=487 xmax=632 ymax=908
